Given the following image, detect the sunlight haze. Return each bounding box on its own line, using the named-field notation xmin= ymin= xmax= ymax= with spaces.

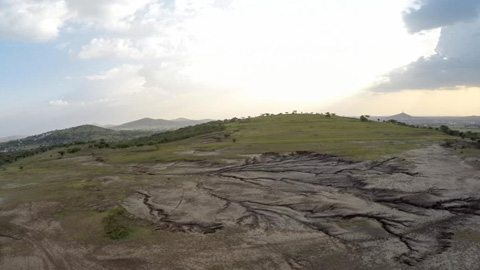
xmin=0 ymin=0 xmax=478 ymax=136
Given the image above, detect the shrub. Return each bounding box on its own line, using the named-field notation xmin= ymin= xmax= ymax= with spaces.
xmin=67 ymin=147 xmax=81 ymax=154
xmin=103 ymin=207 xmax=129 ymax=240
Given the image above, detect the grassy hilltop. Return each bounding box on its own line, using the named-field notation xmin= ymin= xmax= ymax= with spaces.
xmin=107 ymin=113 xmax=449 ymax=163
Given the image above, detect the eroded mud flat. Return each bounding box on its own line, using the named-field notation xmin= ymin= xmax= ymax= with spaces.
xmin=123 ymin=145 xmax=480 ymax=269
xmin=2 ymin=145 xmax=480 ymax=269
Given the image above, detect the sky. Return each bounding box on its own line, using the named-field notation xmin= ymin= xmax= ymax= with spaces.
xmin=0 ymin=0 xmax=479 ymax=137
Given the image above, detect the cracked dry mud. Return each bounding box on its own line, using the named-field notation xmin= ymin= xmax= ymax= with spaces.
xmin=2 ymin=145 xmax=480 ymax=269
xmin=122 ymin=145 xmax=480 ymax=269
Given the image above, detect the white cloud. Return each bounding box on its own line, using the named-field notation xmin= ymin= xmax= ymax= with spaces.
xmin=75 ymin=2 xmax=196 ymax=60
xmin=49 ymin=99 xmax=69 ymax=106
xmin=0 ymin=0 xmax=157 ymax=42
xmin=65 ymin=0 xmax=156 ymax=30
xmin=78 ymin=38 xmax=144 ymax=59
xmin=83 ymin=64 xmax=148 ymax=98
xmin=0 ymin=0 xmax=69 ymax=42
xmin=77 ymin=36 xmax=182 ymax=59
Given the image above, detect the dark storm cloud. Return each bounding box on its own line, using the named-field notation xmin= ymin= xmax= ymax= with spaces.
xmin=369 ymin=0 xmax=480 ymax=92
xmin=403 ymin=0 xmax=480 ymax=33
xmin=369 ymin=55 xmax=480 ymax=91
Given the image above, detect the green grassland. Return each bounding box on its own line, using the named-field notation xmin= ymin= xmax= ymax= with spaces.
xmin=106 ymin=114 xmax=449 ymax=163
xmin=0 ymin=114 xmax=451 ymax=241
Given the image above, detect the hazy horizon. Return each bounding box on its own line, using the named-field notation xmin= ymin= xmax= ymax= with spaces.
xmin=2 ymin=111 xmax=480 ymax=138
xmin=1 ymin=0 xmax=480 ymax=137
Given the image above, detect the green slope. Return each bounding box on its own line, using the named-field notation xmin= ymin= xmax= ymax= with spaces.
xmin=106 ymin=114 xmax=450 ymax=163
xmin=0 ymin=114 xmax=451 ymax=168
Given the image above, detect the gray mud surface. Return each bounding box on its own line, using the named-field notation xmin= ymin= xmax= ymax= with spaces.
xmin=2 ymin=145 xmax=480 ymax=269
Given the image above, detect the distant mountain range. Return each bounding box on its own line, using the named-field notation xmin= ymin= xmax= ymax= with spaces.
xmin=0 ymin=118 xmax=214 ymax=152
xmin=95 ymin=118 xmax=214 ymax=131
xmin=109 ymin=118 xmax=213 ymax=131
xmin=375 ymin=113 xmax=480 ymax=129
xmin=0 ymin=135 xmax=25 ymax=143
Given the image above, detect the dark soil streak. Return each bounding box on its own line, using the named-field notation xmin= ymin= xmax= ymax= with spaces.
xmin=0 ymin=233 xmax=22 ymax=241
xmin=134 ymin=191 xmax=223 ymax=234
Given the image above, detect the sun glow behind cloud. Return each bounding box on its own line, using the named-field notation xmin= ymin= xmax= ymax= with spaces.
xmin=68 ymin=0 xmax=441 ymax=106
xmin=179 ymin=0 xmax=441 ymax=103
xmin=0 ymin=0 xmax=457 ymax=137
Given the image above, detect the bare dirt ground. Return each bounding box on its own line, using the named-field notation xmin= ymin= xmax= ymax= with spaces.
xmin=2 ymin=145 xmax=480 ymax=269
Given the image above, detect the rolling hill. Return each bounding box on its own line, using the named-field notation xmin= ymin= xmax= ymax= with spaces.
xmin=105 ymin=113 xmax=450 ymax=163
xmin=0 ymin=125 xmax=152 ymax=152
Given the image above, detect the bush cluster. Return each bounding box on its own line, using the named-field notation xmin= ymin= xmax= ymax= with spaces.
xmin=439 ymin=125 xmax=480 ymax=142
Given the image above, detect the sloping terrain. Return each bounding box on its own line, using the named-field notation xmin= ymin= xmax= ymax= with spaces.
xmin=1 ymin=114 xmax=479 ymax=270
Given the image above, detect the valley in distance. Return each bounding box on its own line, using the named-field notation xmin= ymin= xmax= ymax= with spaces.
xmin=1 ymin=112 xmax=480 ymax=270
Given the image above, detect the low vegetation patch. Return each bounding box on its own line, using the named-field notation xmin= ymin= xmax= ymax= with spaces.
xmin=439 ymin=125 xmax=480 ymax=143
xmin=103 ymin=207 xmax=130 ymax=240
xmin=454 ymin=229 xmax=480 ymax=243
xmin=67 ymin=147 xmax=82 ymax=154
